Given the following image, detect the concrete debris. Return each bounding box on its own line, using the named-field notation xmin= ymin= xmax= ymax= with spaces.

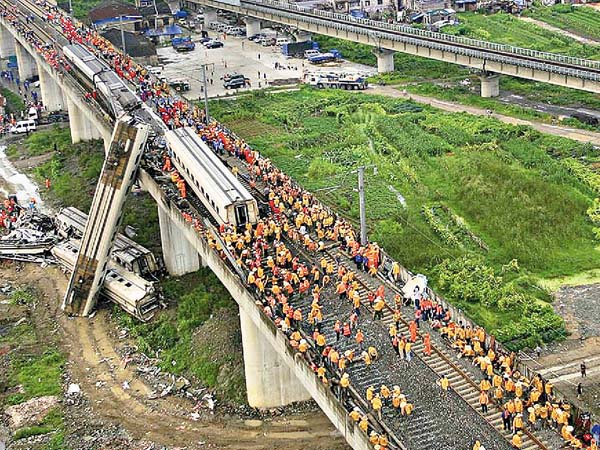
xmin=4 ymin=395 xmax=59 ymax=430
xmin=122 ymin=381 xmax=131 ymax=390
xmin=67 ymin=383 xmax=81 ymax=395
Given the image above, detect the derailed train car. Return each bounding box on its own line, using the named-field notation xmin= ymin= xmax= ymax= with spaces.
xmin=62 ymin=44 xmax=140 ymax=118
xmin=55 ymin=207 xmax=161 ymax=277
xmin=52 ymin=240 xmax=159 ymax=321
xmin=165 ymin=127 xmax=259 ymax=227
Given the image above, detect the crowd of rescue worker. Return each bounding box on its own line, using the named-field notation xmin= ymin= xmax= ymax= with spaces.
xmin=2 ymin=2 xmax=597 ymax=449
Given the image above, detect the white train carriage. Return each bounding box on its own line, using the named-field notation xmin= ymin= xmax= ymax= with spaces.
xmin=55 ymin=207 xmax=160 ymax=276
xmin=63 ymin=44 xmax=140 ymax=117
xmin=52 ymin=240 xmax=159 ymax=321
xmin=165 ymin=127 xmax=259 ymax=227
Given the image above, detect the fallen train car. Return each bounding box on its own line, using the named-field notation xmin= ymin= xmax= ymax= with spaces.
xmin=55 ymin=207 xmax=161 ymax=277
xmin=52 ymin=239 xmax=159 ymax=321
xmin=165 ymin=127 xmax=259 ymax=227
xmin=62 ymin=44 xmax=141 ymax=118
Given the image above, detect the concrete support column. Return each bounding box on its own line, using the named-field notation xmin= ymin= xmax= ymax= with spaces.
xmin=374 ymin=48 xmax=395 ymax=74
xmin=480 ymin=72 xmax=500 ymax=98
xmin=67 ymin=97 xmax=98 ymax=143
xmin=239 ymin=308 xmax=311 ymax=408
xmin=158 ymin=206 xmax=200 ymax=276
xmin=293 ymin=30 xmax=312 ymax=42
xmin=37 ymin=64 xmax=64 ymax=112
xmin=244 ymin=17 xmax=261 ymax=37
xmin=0 ymin=24 xmax=16 ymax=58
xmin=203 ymin=8 xmax=217 ymax=28
xmin=15 ymin=42 xmax=37 ymax=80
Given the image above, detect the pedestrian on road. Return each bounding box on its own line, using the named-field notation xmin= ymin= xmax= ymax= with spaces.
xmin=577 ymin=382 xmax=583 ymax=399
xmin=581 ymin=362 xmax=587 ymax=377
xmin=257 ymin=53 xmax=261 ymax=60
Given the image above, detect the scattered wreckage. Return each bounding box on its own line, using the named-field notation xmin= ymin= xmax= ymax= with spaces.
xmin=0 ymin=206 xmax=162 ymax=321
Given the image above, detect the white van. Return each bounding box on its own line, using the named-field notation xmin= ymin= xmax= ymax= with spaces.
xmin=276 ymin=37 xmax=290 ymax=46
xmin=27 ymin=107 xmax=38 ymax=121
xmin=11 ymin=120 xmax=36 ymax=134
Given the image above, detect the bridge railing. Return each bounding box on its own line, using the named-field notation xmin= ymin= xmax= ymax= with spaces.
xmin=244 ymin=0 xmax=600 ymax=72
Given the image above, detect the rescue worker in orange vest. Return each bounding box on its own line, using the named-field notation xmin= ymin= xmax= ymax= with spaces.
xmin=439 ymin=375 xmax=450 ymax=393
xmin=359 ymin=415 xmax=369 ymax=432
xmin=479 ymin=390 xmax=489 ymax=414
xmin=511 ymin=432 xmax=522 ymax=449
xmin=423 ymin=332 xmax=431 ymax=356
xmin=371 ymin=394 xmax=383 ymax=420
xmin=339 ymin=372 xmax=350 ymax=401
xmin=409 ymin=320 xmax=418 ymax=342
xmin=349 ymin=407 xmax=361 ymax=422
xmin=355 ymin=329 xmax=365 ymax=351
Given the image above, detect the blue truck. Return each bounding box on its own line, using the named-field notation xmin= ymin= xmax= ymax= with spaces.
xmin=281 ymin=40 xmax=319 ymax=58
xmin=171 ymin=36 xmax=196 ymax=52
xmin=307 ymin=49 xmax=342 ymax=64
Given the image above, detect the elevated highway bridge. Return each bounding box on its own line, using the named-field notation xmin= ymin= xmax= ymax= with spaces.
xmin=0 ymin=1 xmax=577 ymax=450
xmin=191 ymin=0 xmax=600 ymax=96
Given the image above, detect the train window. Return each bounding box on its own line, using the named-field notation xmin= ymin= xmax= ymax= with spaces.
xmin=118 ymin=278 xmax=125 ymax=283
xmin=201 ymin=186 xmax=205 ymax=194
xmin=125 ymin=282 xmax=132 ymax=287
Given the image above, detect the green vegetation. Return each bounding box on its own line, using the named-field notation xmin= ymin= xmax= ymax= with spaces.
xmin=15 ymin=126 xmax=105 ymax=211
xmin=5 ymin=349 xmax=65 ymax=405
xmin=115 ymin=269 xmax=246 ymax=403
xmin=121 ymin=193 xmax=162 ymax=255
xmin=525 ymin=4 xmax=600 ymax=41
xmin=445 ymin=12 xmax=600 ymax=58
xmin=211 ymin=89 xmax=600 ymax=349
xmin=13 ymin=408 xmax=64 ymax=440
xmin=64 ymin=0 xmax=134 ymax=21
xmin=1 ymin=87 xmax=25 ymax=114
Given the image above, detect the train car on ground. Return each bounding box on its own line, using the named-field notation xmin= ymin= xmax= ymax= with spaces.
xmin=52 ymin=239 xmax=159 ymax=321
xmin=55 ymin=207 xmax=161 ymax=277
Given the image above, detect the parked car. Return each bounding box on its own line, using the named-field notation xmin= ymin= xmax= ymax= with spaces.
xmin=223 ymin=73 xmax=249 ymax=89
xmin=248 ymin=33 xmax=265 ymax=41
xmin=199 ymin=36 xmax=212 ymax=44
xmin=204 ymin=40 xmax=224 ymax=49
xmin=38 ymin=111 xmax=69 ymax=125
xmin=261 ymin=37 xmax=276 ymax=46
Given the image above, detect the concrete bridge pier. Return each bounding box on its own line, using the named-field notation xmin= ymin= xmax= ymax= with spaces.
xmin=203 ymin=7 xmax=218 ymax=29
xmin=158 ymin=206 xmax=201 ymax=276
xmin=38 ymin=64 xmax=65 ymax=111
xmin=244 ymin=17 xmax=261 ymax=37
xmin=67 ymin=97 xmax=102 ymax=143
xmin=293 ymin=30 xmax=312 ymax=42
xmin=239 ymin=308 xmax=311 ymax=408
xmin=0 ymin=24 xmax=15 ymax=58
xmin=480 ymin=72 xmax=500 ymax=98
xmin=374 ymin=48 xmax=395 ymax=74
xmin=15 ymin=42 xmax=37 ymax=80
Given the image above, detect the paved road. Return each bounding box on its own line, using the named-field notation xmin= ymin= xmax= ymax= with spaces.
xmin=369 ymin=85 xmax=600 ymax=145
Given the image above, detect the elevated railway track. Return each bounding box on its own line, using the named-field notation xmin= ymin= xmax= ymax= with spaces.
xmin=195 ymin=0 xmax=600 ymax=92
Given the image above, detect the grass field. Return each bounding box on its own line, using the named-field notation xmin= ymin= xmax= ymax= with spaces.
xmin=525 ymin=4 xmax=600 ymax=41
xmin=211 ymin=88 xmax=600 ymax=349
xmin=445 ymin=11 xmax=600 ymax=58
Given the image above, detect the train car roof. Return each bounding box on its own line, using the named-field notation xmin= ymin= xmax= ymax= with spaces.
xmin=166 ymin=127 xmax=255 ymax=204
xmin=64 ymin=44 xmax=107 ymax=75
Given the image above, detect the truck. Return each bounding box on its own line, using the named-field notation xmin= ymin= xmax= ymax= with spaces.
xmin=307 ymin=49 xmax=342 ymax=64
xmin=305 ymin=72 xmax=368 ymax=90
xmin=281 ymin=40 xmax=319 ymax=58
xmin=171 ymin=36 xmax=196 ymax=52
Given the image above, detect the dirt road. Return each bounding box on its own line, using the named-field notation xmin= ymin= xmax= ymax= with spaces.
xmin=1 ymin=263 xmax=347 ymax=450
xmin=369 ymin=85 xmax=600 ymax=145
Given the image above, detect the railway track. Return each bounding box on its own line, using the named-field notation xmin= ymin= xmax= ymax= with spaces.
xmin=321 ymin=248 xmax=551 ymax=450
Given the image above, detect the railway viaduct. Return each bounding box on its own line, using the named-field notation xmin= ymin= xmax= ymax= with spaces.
xmin=189 ymin=0 xmax=600 ymax=97
xmin=0 ymin=3 xmax=562 ymax=450
xmin=0 ymin=6 xmax=382 ymax=450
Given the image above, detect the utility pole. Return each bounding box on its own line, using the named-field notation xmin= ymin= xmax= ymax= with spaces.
xmin=120 ymin=15 xmax=126 ymax=55
xmin=201 ymin=63 xmax=209 ymax=124
xmin=68 ymin=0 xmax=72 ymax=15
xmin=357 ymin=166 xmax=367 ymax=246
